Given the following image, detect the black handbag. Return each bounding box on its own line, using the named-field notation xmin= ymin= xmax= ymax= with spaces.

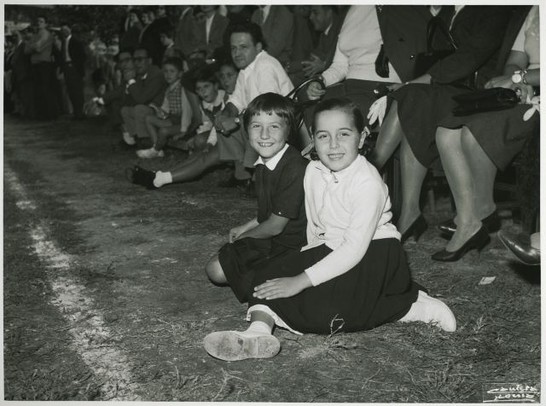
xmin=413 ymin=16 xmax=457 ymax=78
xmin=375 ymin=44 xmax=390 ymax=78
xmin=452 ymin=87 xmax=520 ymax=116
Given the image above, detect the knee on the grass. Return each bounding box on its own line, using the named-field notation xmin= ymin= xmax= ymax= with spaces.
xmin=158 ymin=127 xmax=171 ymax=138
xmin=205 ymin=255 xmax=227 ymax=285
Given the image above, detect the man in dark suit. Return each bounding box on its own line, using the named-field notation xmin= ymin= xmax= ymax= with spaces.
xmin=120 ymin=47 xmax=167 ymax=145
xmin=251 ymin=5 xmax=294 ymax=67
xmin=60 ymin=23 xmax=86 ymax=119
xmin=189 ymin=5 xmax=229 ymax=59
xmin=288 ymin=5 xmax=346 ymax=85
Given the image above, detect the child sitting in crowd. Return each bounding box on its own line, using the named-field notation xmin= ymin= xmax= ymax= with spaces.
xmin=217 ymin=61 xmax=238 ymax=95
xmin=204 ymin=98 xmax=457 ymax=362
xmin=184 ymin=65 xmax=229 ymax=154
xmin=204 ymin=92 xmax=309 ymax=304
xmin=136 ymin=57 xmax=194 ymax=159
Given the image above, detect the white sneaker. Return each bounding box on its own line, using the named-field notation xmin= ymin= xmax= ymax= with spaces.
xmin=203 ymin=331 xmax=281 ymax=361
xmin=122 ymin=132 xmax=136 ymax=146
xmin=136 ymin=148 xmax=165 ymax=159
xmin=399 ymin=290 xmax=457 ymax=332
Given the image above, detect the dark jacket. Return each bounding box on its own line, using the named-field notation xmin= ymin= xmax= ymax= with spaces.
xmin=126 ymin=64 xmax=167 ymax=106
xmin=377 ymin=5 xmax=433 ymax=83
xmin=62 ymin=35 xmax=86 ymax=76
xmin=190 ymin=12 xmax=229 ymax=58
xmin=251 ymin=6 xmax=294 ymax=65
xmin=427 ymin=6 xmax=513 ymax=87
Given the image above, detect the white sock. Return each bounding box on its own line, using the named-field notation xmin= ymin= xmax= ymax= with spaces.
xmin=399 ymin=290 xmax=456 ymax=332
xmin=154 ymin=171 xmax=172 ymax=188
xmin=241 ymin=321 xmax=273 ymax=337
xmin=530 ymin=232 xmax=540 ymax=250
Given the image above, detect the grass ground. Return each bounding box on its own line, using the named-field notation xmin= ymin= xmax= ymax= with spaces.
xmin=3 ymin=114 xmax=541 ymax=402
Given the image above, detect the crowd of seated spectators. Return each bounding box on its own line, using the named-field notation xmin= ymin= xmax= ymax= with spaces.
xmin=4 ymin=5 xmax=540 ymax=264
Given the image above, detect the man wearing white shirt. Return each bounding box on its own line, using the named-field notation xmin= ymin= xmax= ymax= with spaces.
xmin=214 ymin=22 xmax=294 ymax=184
xmin=127 ymin=22 xmax=294 ymax=191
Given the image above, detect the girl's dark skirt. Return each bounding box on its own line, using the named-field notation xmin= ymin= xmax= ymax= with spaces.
xmin=439 ymin=104 xmax=540 ymax=170
xmin=391 ymin=83 xmax=471 ymax=167
xmin=248 ymin=238 xmax=421 ymax=334
xmin=219 ymin=238 xmax=297 ymax=303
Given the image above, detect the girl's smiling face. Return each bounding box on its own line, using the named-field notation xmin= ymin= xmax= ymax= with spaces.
xmin=313 ymin=109 xmax=365 ymax=172
xmin=248 ymin=111 xmax=288 ymax=162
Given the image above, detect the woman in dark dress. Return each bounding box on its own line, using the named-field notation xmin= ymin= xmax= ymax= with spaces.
xmin=433 ymin=6 xmax=539 ymax=261
xmin=368 ymin=6 xmax=512 ymax=244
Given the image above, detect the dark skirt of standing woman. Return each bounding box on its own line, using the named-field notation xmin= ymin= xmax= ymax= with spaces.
xmin=390 ymin=6 xmax=513 ymax=167
xmin=439 ymin=103 xmax=540 ymax=170
xmin=247 ymin=239 xmax=421 ymax=334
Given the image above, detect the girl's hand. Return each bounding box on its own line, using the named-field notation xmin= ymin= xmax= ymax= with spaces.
xmin=229 ymin=225 xmax=246 ymax=243
xmin=512 ymin=83 xmax=534 ymax=104
xmin=253 ymin=274 xmax=312 ymax=300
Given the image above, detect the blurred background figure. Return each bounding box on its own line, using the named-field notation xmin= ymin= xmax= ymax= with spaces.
xmin=25 ymin=15 xmax=60 ymax=120
xmin=251 ymin=5 xmax=294 ymax=67
xmin=58 ymin=22 xmax=87 ymax=119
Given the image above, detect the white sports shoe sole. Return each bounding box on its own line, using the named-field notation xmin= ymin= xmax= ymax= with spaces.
xmin=203 ymin=331 xmax=281 ymax=361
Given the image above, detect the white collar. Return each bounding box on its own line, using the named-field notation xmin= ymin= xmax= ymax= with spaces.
xmin=202 ymin=89 xmax=225 ymax=111
xmin=261 ymin=5 xmax=271 ymax=22
xmin=324 ymin=22 xmax=333 ymax=36
xmin=313 ymin=154 xmax=363 ymax=181
xmin=254 ymin=143 xmax=289 ymax=170
xmin=167 ymin=79 xmax=181 ymax=91
xmin=242 ymin=50 xmax=264 ymax=72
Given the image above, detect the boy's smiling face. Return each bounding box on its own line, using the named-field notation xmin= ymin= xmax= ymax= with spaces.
xmin=313 ymin=109 xmax=365 ymax=172
xmin=248 ymin=111 xmax=288 ymax=162
xmin=195 ymin=80 xmax=219 ymax=104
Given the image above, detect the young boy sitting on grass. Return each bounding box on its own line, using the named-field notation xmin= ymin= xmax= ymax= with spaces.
xmin=136 ymin=57 xmax=195 ymax=159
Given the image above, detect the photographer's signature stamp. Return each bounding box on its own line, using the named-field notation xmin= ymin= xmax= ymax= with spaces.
xmin=482 ymin=383 xmax=540 ymax=403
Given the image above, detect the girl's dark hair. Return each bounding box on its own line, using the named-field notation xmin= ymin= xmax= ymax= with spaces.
xmin=162 ymin=56 xmax=184 ymax=72
xmin=312 ymin=97 xmax=365 ymax=134
xmin=243 ymin=93 xmax=297 ymax=139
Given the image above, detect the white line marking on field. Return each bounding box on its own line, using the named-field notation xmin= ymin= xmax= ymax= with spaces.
xmin=5 ymin=166 xmax=141 ymax=401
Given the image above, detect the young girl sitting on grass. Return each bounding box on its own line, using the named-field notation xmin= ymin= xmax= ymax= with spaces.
xmin=136 ymin=57 xmax=195 ymax=159
xmin=205 ymin=92 xmax=309 ymax=304
xmin=204 ymin=98 xmax=457 ymax=362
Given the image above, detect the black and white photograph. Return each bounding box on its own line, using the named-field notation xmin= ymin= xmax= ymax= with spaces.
xmin=2 ymin=2 xmax=541 ymax=403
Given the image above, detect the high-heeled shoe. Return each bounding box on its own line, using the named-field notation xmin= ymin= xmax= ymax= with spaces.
xmin=497 ymin=230 xmax=541 ymax=266
xmin=431 ymin=226 xmax=490 ymax=262
xmin=438 ymin=211 xmax=501 ymax=236
xmin=401 ymin=215 xmax=428 ymax=243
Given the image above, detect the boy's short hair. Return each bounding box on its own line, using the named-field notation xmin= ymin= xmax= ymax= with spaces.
xmin=191 ymin=65 xmax=219 ymax=91
xmin=159 ymin=27 xmax=174 ymax=39
xmin=312 ymin=97 xmax=365 ymax=134
xmin=162 ymin=56 xmax=184 ymax=72
xmin=243 ymin=93 xmax=297 ymax=140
